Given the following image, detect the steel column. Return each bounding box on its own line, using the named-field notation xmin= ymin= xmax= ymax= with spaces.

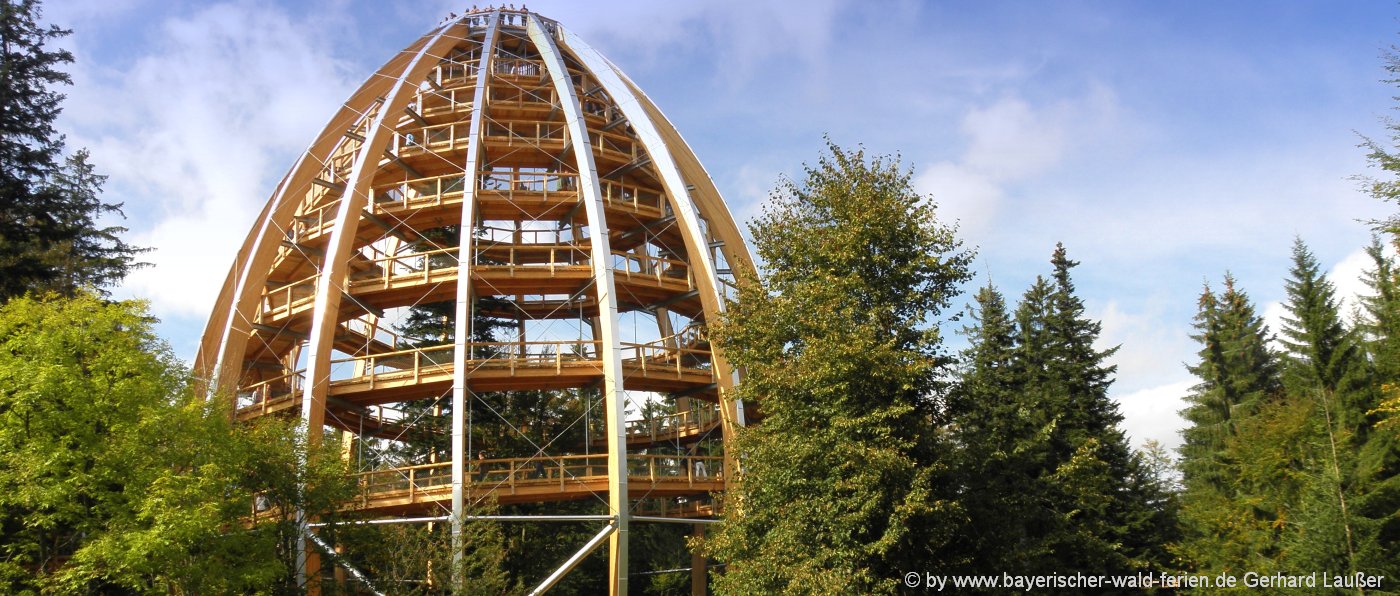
xmin=452 ymin=10 xmax=501 ymax=591
xmin=529 ymin=15 xmax=631 ymax=595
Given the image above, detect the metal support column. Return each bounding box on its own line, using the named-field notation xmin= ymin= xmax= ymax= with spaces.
xmin=529 ymin=15 xmax=630 ymax=595
xmin=452 ymin=11 xmax=501 ymax=592
xmin=294 ymin=17 xmax=467 ymax=593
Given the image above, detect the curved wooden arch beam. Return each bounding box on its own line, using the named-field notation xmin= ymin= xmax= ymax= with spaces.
xmin=450 ymin=10 xmax=500 ymax=586
xmin=556 ymin=26 xmax=753 ymax=472
xmin=529 ymin=15 xmax=632 ymax=594
xmin=300 ymin=20 xmax=472 ymax=440
xmin=198 ymin=28 xmax=446 ymax=397
xmin=617 ymin=73 xmax=755 ymax=275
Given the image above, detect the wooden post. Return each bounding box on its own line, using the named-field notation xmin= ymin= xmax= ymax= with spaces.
xmin=691 ymin=524 xmax=707 ymax=596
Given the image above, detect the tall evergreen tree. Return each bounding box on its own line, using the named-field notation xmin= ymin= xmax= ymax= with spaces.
xmin=949 ymin=246 xmax=1177 ymax=579
xmin=1176 ymin=274 xmax=1286 ymax=575
xmin=1180 ymin=275 xmax=1281 ymax=487
xmin=0 ymin=0 xmax=143 ymax=300
xmin=1274 ymin=238 xmax=1394 ymax=581
xmin=705 ymin=142 xmax=972 ymax=594
xmin=1280 ymin=238 xmax=1375 ymax=436
xmin=1031 ymin=244 xmax=1177 ymax=576
xmin=947 ymin=284 xmax=1047 ymax=574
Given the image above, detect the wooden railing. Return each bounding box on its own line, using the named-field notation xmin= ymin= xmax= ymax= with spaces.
xmin=412 ymin=86 xmax=474 ymax=120
xmin=483 ymin=119 xmax=566 ymax=146
xmin=475 ymin=243 xmax=590 ymax=269
xmin=612 ymin=251 xmax=692 ymax=288
xmin=634 ymin=497 xmax=717 ymax=518
xmin=620 ymin=402 xmax=721 ymax=444
xmin=355 ymin=454 xmax=725 ymax=503
xmin=353 ymin=246 xmax=458 ymax=290
xmin=492 ymin=58 xmax=542 ymax=78
xmin=479 ymin=168 xmax=578 ymax=194
xmin=259 ymin=273 xmax=319 ymax=321
xmin=332 ymin=339 xmax=604 ymax=381
xmin=477 ymin=225 xmax=576 ymax=245
xmin=371 ymin=171 xmax=466 ymax=207
xmin=599 ymin=178 xmax=665 ymax=213
xmin=235 ymin=373 xmax=428 ymax=431
xmin=488 ymin=86 xmax=555 ymax=109
xmin=342 ymin=316 xmax=405 ymax=352
xmin=236 ymin=371 xmax=305 ymax=413
xmin=394 ymin=120 xmax=471 ymax=155
xmin=320 ymin=332 xmax=711 ymax=384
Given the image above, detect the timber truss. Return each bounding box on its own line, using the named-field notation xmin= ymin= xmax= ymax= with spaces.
xmin=195 ymin=8 xmax=754 ymax=595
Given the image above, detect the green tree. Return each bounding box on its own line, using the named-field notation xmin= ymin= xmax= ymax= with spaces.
xmin=946 ymin=283 xmax=1054 ymax=574
xmin=1275 ymin=239 xmax=1394 ymax=582
xmin=1015 ymin=245 xmax=1178 ymax=577
xmin=1359 ymin=45 xmax=1400 ymax=236
xmin=0 ymin=294 xmax=353 ymax=593
xmin=1175 ymin=275 xmax=1287 ymax=576
xmin=1280 ymin=239 xmax=1379 ymax=433
xmin=1179 ymin=276 xmax=1282 ymax=486
xmin=704 ymin=142 xmax=972 ymax=594
xmin=0 ymin=1 xmax=143 ymax=301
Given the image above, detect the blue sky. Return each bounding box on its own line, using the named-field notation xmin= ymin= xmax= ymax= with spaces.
xmin=45 ymin=0 xmax=1400 ymax=450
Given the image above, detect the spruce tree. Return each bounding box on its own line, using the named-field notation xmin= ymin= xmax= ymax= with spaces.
xmin=1180 ymin=276 xmax=1281 ymax=488
xmin=1176 ymin=275 xmax=1286 ymax=575
xmin=0 ymin=0 xmax=143 ymax=300
xmin=1276 ymin=238 xmax=1394 ymax=581
xmin=705 ymin=142 xmax=972 ymax=594
xmin=947 ymin=284 xmax=1049 ymax=574
xmin=1280 ymin=238 xmax=1375 ymax=436
xmin=1035 ymin=244 xmax=1177 ymax=576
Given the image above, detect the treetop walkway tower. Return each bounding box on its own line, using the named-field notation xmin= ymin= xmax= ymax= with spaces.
xmin=196 ymin=7 xmax=753 ymax=594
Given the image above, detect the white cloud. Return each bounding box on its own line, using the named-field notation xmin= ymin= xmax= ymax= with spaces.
xmin=1330 ymin=247 xmax=1378 ymax=320
xmin=65 ymin=2 xmax=356 ymax=318
xmin=1251 ymin=246 xmax=1386 ymax=357
xmin=1261 ymin=299 xmax=1288 ymax=348
xmin=915 ymin=85 xmax=1125 ymax=241
xmin=1115 ymin=379 xmax=1193 ymax=452
xmin=916 ymin=161 xmax=1002 ymax=242
xmin=1096 ymin=300 xmax=1197 ymax=394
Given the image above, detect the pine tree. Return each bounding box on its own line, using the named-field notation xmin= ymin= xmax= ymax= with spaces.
xmin=1037 ymin=244 xmax=1177 ymax=575
xmin=1176 ymin=274 xmax=1287 ymax=575
xmin=1279 ymin=239 xmax=1373 ymax=431
xmin=704 ymin=142 xmax=972 ymax=594
xmin=949 ymin=247 xmax=1177 ymax=578
xmin=0 ymin=1 xmax=144 ymax=300
xmin=1180 ymin=276 xmax=1281 ymax=488
xmin=1360 ymin=46 xmax=1400 ymax=236
xmin=1274 ymin=238 xmax=1395 ymax=581
xmin=947 ymin=284 xmax=1049 ymax=574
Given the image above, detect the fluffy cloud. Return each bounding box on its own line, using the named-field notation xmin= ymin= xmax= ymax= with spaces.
xmin=915 ymin=84 xmax=1124 ymax=242
xmin=1115 ymin=379 xmax=1193 ymax=451
xmin=64 ymin=2 xmax=356 ymax=320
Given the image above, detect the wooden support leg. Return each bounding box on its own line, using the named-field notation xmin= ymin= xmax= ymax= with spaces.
xmin=691 ymin=524 xmax=706 ymax=596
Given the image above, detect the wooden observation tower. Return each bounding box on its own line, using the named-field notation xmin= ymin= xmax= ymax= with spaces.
xmin=195 ymin=8 xmax=752 ymax=594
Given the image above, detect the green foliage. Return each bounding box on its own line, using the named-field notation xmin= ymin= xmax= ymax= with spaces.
xmin=1359 ymin=46 xmax=1400 ymax=235
xmin=1177 ymin=239 xmax=1400 ymax=586
xmin=1175 ymin=275 xmax=1289 ymax=577
xmin=706 ymin=142 xmax=972 ymax=594
xmin=332 ymin=500 xmax=517 ymax=595
xmin=951 ymin=246 xmax=1178 ymax=580
xmin=0 ymin=294 xmax=353 ymax=593
xmin=0 ymin=1 xmax=144 ymax=301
